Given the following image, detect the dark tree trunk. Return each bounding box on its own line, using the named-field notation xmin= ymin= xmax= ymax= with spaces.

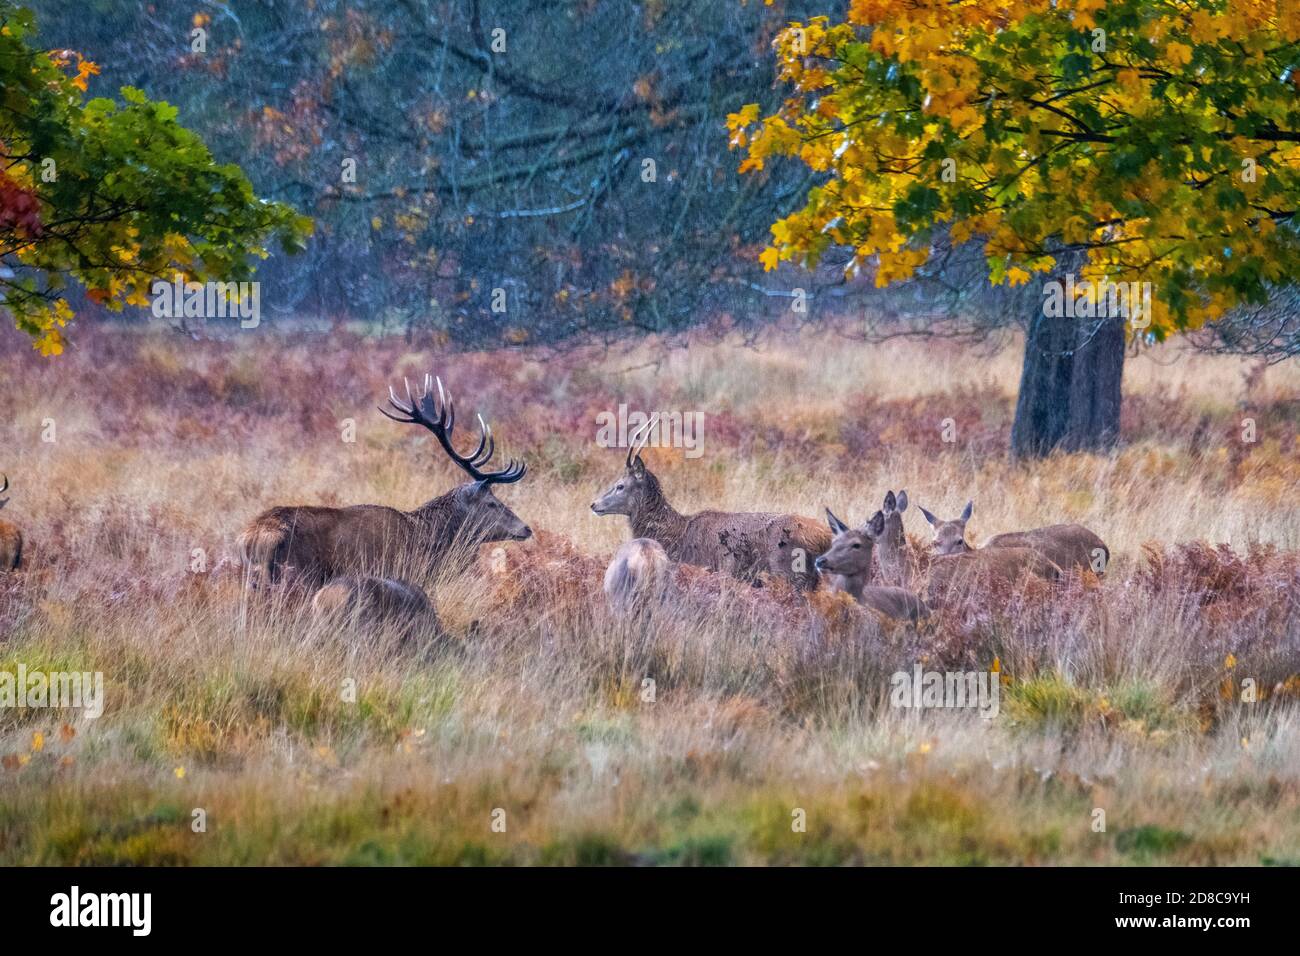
xmin=1063 ymin=314 xmax=1125 ymax=452
xmin=1011 ymin=313 xmax=1074 ymax=458
xmin=1011 ymin=315 xmax=1125 ymax=459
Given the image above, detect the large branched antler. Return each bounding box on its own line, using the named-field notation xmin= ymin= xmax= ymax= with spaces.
xmin=380 ymin=374 xmax=527 ymax=486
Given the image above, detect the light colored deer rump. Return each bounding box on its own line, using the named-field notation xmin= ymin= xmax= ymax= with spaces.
xmin=918 ymin=499 xmax=1108 ymax=573
xmin=815 ymin=508 xmax=930 ymax=624
xmin=590 ymin=418 xmax=830 ymax=590
xmin=0 ymin=475 xmax=22 ymax=571
xmin=917 ymin=501 xmax=1061 ymax=606
xmin=240 ymin=374 xmax=530 ymax=591
xmin=311 ymin=575 xmax=439 ymax=640
xmin=603 ymin=537 xmax=672 ymax=613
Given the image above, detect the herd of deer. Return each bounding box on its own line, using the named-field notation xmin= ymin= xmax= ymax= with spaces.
xmin=597 ymin=418 xmax=1107 ymax=625
xmin=0 ymin=372 xmax=1110 ymax=636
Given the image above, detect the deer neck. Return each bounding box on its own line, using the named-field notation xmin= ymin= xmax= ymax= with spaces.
xmin=832 ymin=571 xmax=868 ymax=601
xmin=629 ymin=478 xmax=688 ymax=550
xmin=409 ymin=493 xmax=462 ymax=550
xmin=878 ymin=519 xmax=912 ymax=585
xmin=849 ymin=539 xmax=879 ymax=596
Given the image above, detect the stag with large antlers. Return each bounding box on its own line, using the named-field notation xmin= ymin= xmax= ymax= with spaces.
xmin=240 ymin=374 xmax=530 ymax=590
xmin=0 ymin=475 xmax=23 ymax=571
xmin=590 ymin=418 xmax=830 ymax=590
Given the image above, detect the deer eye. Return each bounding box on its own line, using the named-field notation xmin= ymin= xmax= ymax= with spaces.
xmin=616 ymin=483 xmax=625 ymax=491
xmin=852 ymin=543 xmax=861 ymax=550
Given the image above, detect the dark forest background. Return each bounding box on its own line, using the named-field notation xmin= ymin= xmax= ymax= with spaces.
xmin=25 ymin=0 xmax=871 ymax=345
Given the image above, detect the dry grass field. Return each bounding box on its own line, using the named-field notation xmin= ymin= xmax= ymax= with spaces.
xmin=1 ymin=320 xmax=1298 ymax=865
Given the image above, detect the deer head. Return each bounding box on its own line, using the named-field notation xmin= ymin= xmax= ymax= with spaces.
xmin=814 ymin=508 xmax=886 ymax=578
xmin=591 ymin=416 xmax=661 ymax=517
xmin=0 ymin=475 xmax=9 ymax=512
xmin=381 ymin=374 xmax=531 ymax=542
xmin=918 ymin=500 xmax=973 ymax=555
xmin=882 ymin=489 xmax=908 ymax=539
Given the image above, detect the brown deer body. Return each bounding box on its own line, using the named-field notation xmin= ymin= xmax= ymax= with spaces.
xmin=240 ymin=375 xmax=530 ymax=590
xmin=603 ymin=538 xmax=672 ymax=613
xmin=917 ymin=501 xmax=1060 ymax=606
xmin=924 ymin=547 xmax=1061 ymax=607
xmin=983 ymin=524 xmax=1110 ymax=574
xmin=918 ymin=500 xmax=1106 ymax=574
xmin=815 ymin=508 xmax=930 ymax=623
xmin=591 ymin=419 xmax=829 ymax=590
xmin=0 ymin=476 xmax=22 ymax=570
xmin=311 ymin=575 xmax=438 ymax=640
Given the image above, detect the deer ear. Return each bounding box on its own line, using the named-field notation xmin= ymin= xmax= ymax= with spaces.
xmin=919 ymin=506 xmax=938 ymax=526
xmin=866 ymin=510 xmax=886 ymax=537
xmin=630 ymin=454 xmax=646 ymax=478
xmin=896 ymin=490 xmax=908 ymax=512
xmin=825 ymin=508 xmax=849 ymax=536
xmin=883 ymin=490 xmax=896 ymax=514
xmin=960 ymin=500 xmax=973 ymax=522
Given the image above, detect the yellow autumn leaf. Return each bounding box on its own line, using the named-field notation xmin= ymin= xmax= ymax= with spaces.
xmin=1165 ymin=42 xmax=1192 ymax=67
xmin=35 ymin=330 xmax=64 ymax=357
xmin=726 ymin=103 xmax=760 ymax=131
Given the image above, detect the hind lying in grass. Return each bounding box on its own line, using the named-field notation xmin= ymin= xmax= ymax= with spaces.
xmin=311 ymin=575 xmax=439 ymax=643
xmin=816 ymin=508 xmax=930 ymax=623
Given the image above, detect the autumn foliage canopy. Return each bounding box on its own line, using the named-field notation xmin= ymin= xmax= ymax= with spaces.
xmin=0 ymin=4 xmax=310 ymax=354
xmin=731 ymin=0 xmax=1300 ymax=340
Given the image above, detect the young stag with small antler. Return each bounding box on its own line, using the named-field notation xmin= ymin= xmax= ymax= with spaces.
xmin=240 ymin=374 xmax=530 ymax=590
xmin=0 ymin=475 xmax=23 ymax=570
xmin=591 ymin=418 xmax=830 ymax=590
xmin=816 ymin=508 xmax=930 ymax=623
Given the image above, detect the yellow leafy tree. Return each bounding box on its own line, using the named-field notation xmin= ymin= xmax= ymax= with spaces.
xmin=733 ymin=0 xmax=1300 ymax=455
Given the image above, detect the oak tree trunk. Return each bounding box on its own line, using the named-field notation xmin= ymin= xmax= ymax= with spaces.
xmin=1011 ymin=314 xmax=1125 ymax=459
